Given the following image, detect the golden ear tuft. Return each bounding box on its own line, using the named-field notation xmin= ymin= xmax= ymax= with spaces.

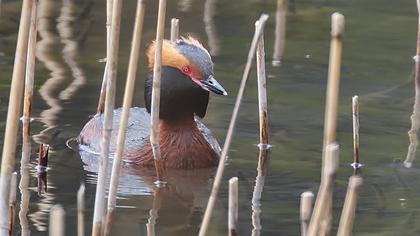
xmin=146 ymin=39 xmax=190 ymax=70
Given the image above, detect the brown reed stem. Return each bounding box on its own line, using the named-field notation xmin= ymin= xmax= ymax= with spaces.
xmin=92 ymin=0 xmax=123 ymax=234
xmin=0 ymin=0 xmax=33 ymax=232
xmin=307 ymin=143 xmax=339 ymax=236
xmin=272 ymin=0 xmax=286 ymax=66
xmin=8 ymin=172 xmax=17 ymax=236
xmin=49 ymin=205 xmax=65 ymax=236
xmin=150 ymin=0 xmax=168 ymax=184
xmin=77 ymin=183 xmax=85 ymax=236
xmin=256 ymin=21 xmax=270 ymax=147
xmin=170 ymin=18 xmax=179 ymax=42
xmin=22 ymin=0 xmax=38 ymax=137
xmin=404 ymin=0 xmax=420 ymax=168
xmin=300 ymin=191 xmax=314 ymax=236
xmin=352 ymin=96 xmax=360 ymax=165
xmin=336 ymin=175 xmax=363 ymax=236
xmin=198 ymin=14 xmax=269 ymax=236
xmin=104 ymin=1 xmax=146 ymax=234
xmin=228 ymin=177 xmax=239 ymax=236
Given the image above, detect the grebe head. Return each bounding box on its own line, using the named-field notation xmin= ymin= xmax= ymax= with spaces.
xmin=145 ymin=37 xmax=227 ymax=120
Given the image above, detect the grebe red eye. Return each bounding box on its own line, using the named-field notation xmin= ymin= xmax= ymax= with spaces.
xmin=181 ymin=66 xmax=191 ymax=74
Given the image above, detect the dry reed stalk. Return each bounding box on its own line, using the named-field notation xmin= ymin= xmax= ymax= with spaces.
xmin=251 ymin=148 xmax=269 ymax=236
xmin=203 ymin=0 xmax=220 ymax=56
xmin=228 ymin=177 xmax=239 ymax=236
xmin=104 ymin=1 xmax=146 ymax=234
xmin=306 ymin=143 xmax=339 ymax=236
xmin=336 ymin=175 xmax=363 ymax=236
xmin=150 ymin=0 xmax=168 ymax=184
xmin=198 ymin=14 xmax=269 ymax=236
xmin=351 ymin=96 xmax=363 ymax=174
xmin=91 ymin=0 xmax=123 ymax=234
xmin=272 ymin=0 xmax=286 ymax=66
xmin=319 ymin=12 xmax=344 ymax=234
xmin=256 ymin=21 xmax=270 ymax=147
xmin=97 ymin=0 xmax=114 ymax=114
xmin=170 ymin=18 xmax=179 ymax=42
xmin=77 ymin=183 xmax=85 ymax=236
xmin=300 ymin=191 xmax=314 ymax=236
xmin=0 ymin=0 xmax=33 ymax=232
xmin=22 ymin=0 xmax=38 ymax=137
xmin=8 ymin=172 xmax=17 ymax=236
xmin=404 ymin=0 xmax=420 ymax=168
xmin=49 ymin=205 xmax=65 ymax=236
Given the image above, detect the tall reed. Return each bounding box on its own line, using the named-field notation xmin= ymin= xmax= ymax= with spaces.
xmin=97 ymin=0 xmax=114 ymax=114
xmin=256 ymin=20 xmax=270 ymax=147
xmin=198 ymin=14 xmax=269 ymax=236
xmin=104 ymin=1 xmax=146 ymax=234
xmin=91 ymin=0 xmax=123 ymax=234
xmin=150 ymin=0 xmax=168 ymax=184
xmin=319 ymin=12 xmax=344 ymax=234
xmin=0 ymin=0 xmax=33 ymax=233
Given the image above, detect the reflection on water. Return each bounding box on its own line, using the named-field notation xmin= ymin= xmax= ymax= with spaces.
xmin=251 ymin=149 xmax=269 ymax=236
xmin=203 ymin=0 xmax=220 ymax=56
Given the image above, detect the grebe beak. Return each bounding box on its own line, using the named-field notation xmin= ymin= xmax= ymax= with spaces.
xmin=201 ymin=75 xmax=228 ymax=96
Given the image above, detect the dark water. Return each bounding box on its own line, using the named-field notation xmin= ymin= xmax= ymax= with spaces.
xmin=1 ymin=0 xmax=420 ymax=235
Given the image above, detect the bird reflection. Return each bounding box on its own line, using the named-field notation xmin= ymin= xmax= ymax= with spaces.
xmin=251 ymin=148 xmax=269 ymax=236
xmin=81 ymin=149 xmax=215 ymax=234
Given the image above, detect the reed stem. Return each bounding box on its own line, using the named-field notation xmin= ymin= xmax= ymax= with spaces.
xmin=336 ymin=176 xmax=363 ymax=236
xmin=22 ymin=0 xmax=38 ymax=137
xmin=150 ymin=0 xmax=168 ymax=184
xmin=91 ymin=0 xmax=123 ymax=234
xmin=198 ymin=14 xmax=269 ymax=236
xmin=404 ymin=0 xmax=420 ymax=168
xmin=307 ymin=143 xmax=339 ymax=236
xmin=300 ymin=191 xmax=314 ymax=236
xmin=104 ymin=1 xmax=146 ymax=234
xmin=272 ymin=0 xmax=286 ymax=66
xmin=49 ymin=205 xmax=65 ymax=236
xmin=256 ymin=21 xmax=270 ymax=147
xmin=228 ymin=177 xmax=239 ymax=236
xmin=319 ymin=12 xmax=344 ymax=234
xmin=0 ymin=0 xmax=33 ymax=232
xmin=170 ymin=18 xmax=179 ymax=42
xmin=97 ymin=0 xmax=114 ymax=114
xmin=77 ymin=183 xmax=85 ymax=236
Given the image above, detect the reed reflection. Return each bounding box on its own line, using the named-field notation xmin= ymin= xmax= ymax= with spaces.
xmin=251 ymin=148 xmax=269 ymax=236
xmin=203 ymin=0 xmax=220 ymax=56
xmin=27 ymin=0 xmax=91 ymax=232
